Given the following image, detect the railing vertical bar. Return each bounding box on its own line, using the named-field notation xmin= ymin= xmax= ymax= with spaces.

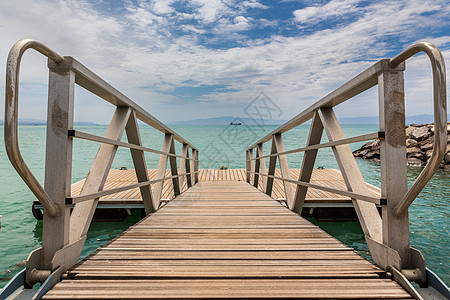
xmin=125 ymin=109 xmax=154 ymax=215
xmin=245 ymin=149 xmax=253 ymax=183
xmin=318 ymin=107 xmax=382 ymax=243
xmin=256 ymin=144 xmax=267 ymax=193
xmin=168 ymin=137 xmax=180 ymax=196
xmin=292 ymin=111 xmax=324 ymax=213
xmin=189 ymin=148 xmax=196 ymax=187
xmin=273 ymin=134 xmax=294 ymax=208
xmin=193 ymin=149 xmax=199 ymax=184
xmin=185 ymin=147 xmax=192 ymax=189
xmin=253 ymin=147 xmax=261 ymax=189
xmin=153 ymin=134 xmax=173 ymax=208
xmin=70 ymin=107 xmax=132 ymax=243
xmin=265 ymin=137 xmax=277 ymax=196
xmin=179 ymin=144 xmax=188 ymax=193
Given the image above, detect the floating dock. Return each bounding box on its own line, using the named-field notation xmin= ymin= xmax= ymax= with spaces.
xmin=33 ymin=168 xmax=381 ymax=221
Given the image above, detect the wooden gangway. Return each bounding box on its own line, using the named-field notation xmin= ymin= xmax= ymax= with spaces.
xmin=43 ymin=181 xmax=413 ymax=299
xmin=3 ymin=40 xmax=448 ymax=299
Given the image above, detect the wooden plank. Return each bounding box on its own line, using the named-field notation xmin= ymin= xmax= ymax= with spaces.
xmin=45 ymin=279 xmax=412 ymax=299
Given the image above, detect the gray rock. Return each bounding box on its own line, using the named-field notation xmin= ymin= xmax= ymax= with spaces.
xmin=420 ymin=141 xmax=434 ymax=151
xmin=444 ymin=152 xmax=450 ymax=164
xmin=406 ymin=138 xmax=418 ymax=148
xmin=408 ymin=126 xmax=431 ymax=141
xmin=366 ymin=150 xmax=380 ymax=159
xmin=353 ymin=122 xmax=450 ymax=168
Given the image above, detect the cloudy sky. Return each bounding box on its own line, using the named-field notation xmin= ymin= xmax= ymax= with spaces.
xmin=0 ymin=0 xmax=449 ymax=124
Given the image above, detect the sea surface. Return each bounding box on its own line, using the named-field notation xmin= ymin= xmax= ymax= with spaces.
xmin=0 ymin=124 xmax=448 ymax=287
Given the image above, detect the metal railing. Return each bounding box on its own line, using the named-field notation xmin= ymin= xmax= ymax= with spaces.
xmin=388 ymin=42 xmax=447 ymax=217
xmin=4 ymin=39 xmax=199 ymax=287
xmin=245 ymin=42 xmax=447 ymax=283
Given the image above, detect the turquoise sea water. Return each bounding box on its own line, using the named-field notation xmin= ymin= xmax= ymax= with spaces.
xmin=0 ymin=124 xmax=448 ymax=287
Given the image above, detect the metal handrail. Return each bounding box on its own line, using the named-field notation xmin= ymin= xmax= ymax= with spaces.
xmin=246 ymin=42 xmax=446 ymax=217
xmin=389 ymin=42 xmax=447 ymax=217
xmin=69 ymin=171 xmax=199 ymax=204
xmin=5 ymin=39 xmax=200 ymax=218
xmin=247 ymin=171 xmax=381 ymax=204
xmin=71 ymin=130 xmax=196 ymax=160
xmin=246 ymin=132 xmax=380 ymax=160
xmin=5 ymin=39 xmax=64 ymax=217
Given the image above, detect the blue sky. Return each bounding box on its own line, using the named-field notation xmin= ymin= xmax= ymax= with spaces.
xmin=0 ymin=0 xmax=449 ymax=124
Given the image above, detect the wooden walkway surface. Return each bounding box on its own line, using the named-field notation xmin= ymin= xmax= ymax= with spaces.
xmin=43 ymin=181 xmax=412 ymax=299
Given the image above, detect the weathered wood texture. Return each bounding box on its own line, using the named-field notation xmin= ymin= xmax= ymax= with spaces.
xmin=67 ymin=168 xmax=380 ymax=206
xmin=44 ymin=181 xmax=412 ymax=299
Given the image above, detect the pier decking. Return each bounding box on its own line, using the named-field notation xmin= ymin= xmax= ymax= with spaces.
xmin=43 ymin=181 xmax=412 ymax=299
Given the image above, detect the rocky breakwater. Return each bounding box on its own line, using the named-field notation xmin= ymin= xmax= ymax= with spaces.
xmin=353 ymin=123 xmax=450 ymax=168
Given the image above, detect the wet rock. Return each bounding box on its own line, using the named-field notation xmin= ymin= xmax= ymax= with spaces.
xmin=406 ymin=147 xmax=424 ymax=159
xmin=445 ymin=152 xmax=450 ymax=164
xmin=353 ymin=122 xmax=450 ymax=168
xmin=419 ymin=139 xmax=433 ymax=151
xmin=406 ymin=138 xmax=419 ymax=148
xmin=408 ymin=126 xmax=432 ymax=141
xmin=365 ymin=150 xmax=380 ymax=159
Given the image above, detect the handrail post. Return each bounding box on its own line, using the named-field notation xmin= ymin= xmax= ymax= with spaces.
xmin=253 ymin=147 xmax=261 ymax=189
xmin=189 ymin=148 xmax=196 ymax=186
xmin=185 ymin=147 xmax=192 ymax=189
xmin=256 ymin=144 xmax=267 ymax=192
xmin=193 ymin=149 xmax=199 ymax=184
xmin=265 ymin=137 xmax=277 ymax=196
xmin=245 ymin=149 xmax=253 ymax=183
xmin=153 ymin=134 xmax=173 ymax=206
xmin=378 ymin=62 xmax=411 ymax=267
xmin=40 ymin=59 xmax=75 ymax=271
xmin=246 ymin=149 xmax=254 ymax=184
xmin=179 ymin=144 xmax=189 ymax=192
xmin=168 ymin=137 xmax=180 ymax=196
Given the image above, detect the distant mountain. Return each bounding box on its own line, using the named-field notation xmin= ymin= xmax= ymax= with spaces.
xmin=169 ymin=116 xmax=286 ymax=125
xmin=0 ymin=118 xmax=99 ymax=126
xmin=169 ymin=114 xmax=449 ymax=126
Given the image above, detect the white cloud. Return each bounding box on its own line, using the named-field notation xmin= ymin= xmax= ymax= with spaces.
xmin=151 ymin=0 xmax=175 ymax=15
xmin=293 ymin=0 xmax=361 ymax=24
xmin=0 ymin=0 xmax=448 ymax=124
xmin=241 ymin=0 xmax=269 ymax=9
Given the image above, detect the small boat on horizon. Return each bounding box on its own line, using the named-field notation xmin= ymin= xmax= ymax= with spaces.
xmin=230 ymin=121 xmax=242 ymax=125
